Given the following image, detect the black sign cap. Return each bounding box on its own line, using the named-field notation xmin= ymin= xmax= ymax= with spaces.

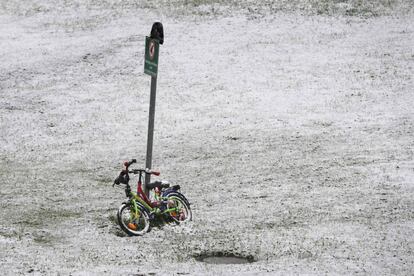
xmin=150 ymin=22 xmax=164 ymax=45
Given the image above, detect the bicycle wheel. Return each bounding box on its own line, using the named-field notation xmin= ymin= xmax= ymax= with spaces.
xmin=166 ymin=195 xmax=192 ymax=224
xmin=117 ymin=203 xmax=150 ymax=236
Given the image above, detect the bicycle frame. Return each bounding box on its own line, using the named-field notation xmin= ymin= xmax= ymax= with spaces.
xmin=127 ymin=171 xmax=179 ymax=217
xmin=129 ymin=192 xmax=179 ymax=216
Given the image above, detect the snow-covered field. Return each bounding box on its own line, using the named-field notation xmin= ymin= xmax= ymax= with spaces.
xmin=1 ymin=1 xmax=413 ymax=275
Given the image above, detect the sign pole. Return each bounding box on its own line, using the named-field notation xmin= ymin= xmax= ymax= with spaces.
xmin=143 ymin=22 xmax=163 ymax=196
xmin=144 ymin=75 xmax=157 ymax=196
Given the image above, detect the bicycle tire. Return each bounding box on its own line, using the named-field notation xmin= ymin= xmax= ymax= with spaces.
xmin=166 ymin=195 xmax=192 ymax=224
xmin=117 ymin=203 xmax=150 ymax=236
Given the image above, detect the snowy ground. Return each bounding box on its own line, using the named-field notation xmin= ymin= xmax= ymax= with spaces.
xmin=1 ymin=1 xmax=413 ymax=275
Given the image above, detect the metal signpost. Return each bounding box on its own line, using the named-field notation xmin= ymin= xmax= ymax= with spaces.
xmin=143 ymin=23 xmax=163 ymax=196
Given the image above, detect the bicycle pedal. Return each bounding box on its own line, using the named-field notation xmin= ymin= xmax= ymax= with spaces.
xmin=127 ymin=223 xmax=137 ymax=230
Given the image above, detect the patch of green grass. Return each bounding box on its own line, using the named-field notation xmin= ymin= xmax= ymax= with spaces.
xmin=108 ymin=213 xmax=117 ymax=225
xmin=16 ymin=208 xmax=81 ymax=228
xmin=33 ymin=234 xmax=55 ymax=245
xmin=109 ymin=227 xmax=128 ymax=237
xmin=0 ymin=228 xmax=21 ymax=240
xmin=94 ymin=176 xmax=114 ymax=185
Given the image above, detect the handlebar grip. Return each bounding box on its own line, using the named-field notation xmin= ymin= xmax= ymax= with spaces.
xmin=124 ymin=159 xmax=137 ymax=167
xmin=144 ymin=168 xmax=160 ymax=175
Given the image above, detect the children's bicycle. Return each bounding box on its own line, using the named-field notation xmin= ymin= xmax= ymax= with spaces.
xmin=113 ymin=159 xmax=192 ymax=236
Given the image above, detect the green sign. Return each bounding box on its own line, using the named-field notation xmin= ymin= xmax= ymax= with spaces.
xmin=144 ymin=36 xmax=159 ymax=77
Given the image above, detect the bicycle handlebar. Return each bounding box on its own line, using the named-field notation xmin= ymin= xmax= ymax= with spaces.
xmin=123 ymin=159 xmax=137 ymax=167
xmin=122 ymin=159 xmax=159 ymax=175
xmin=129 ymin=168 xmax=160 ymax=176
xmin=114 ymin=159 xmax=160 ymax=187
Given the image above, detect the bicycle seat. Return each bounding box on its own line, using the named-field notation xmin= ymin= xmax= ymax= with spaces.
xmin=147 ymin=180 xmax=170 ymax=190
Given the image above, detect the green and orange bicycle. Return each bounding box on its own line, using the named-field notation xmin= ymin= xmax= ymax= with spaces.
xmin=113 ymin=159 xmax=192 ymax=236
